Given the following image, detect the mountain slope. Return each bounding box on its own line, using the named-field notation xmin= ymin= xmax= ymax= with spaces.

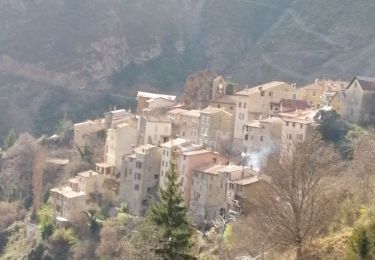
xmin=0 ymin=0 xmax=375 ymax=139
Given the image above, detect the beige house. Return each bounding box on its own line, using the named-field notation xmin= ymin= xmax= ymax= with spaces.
xmin=50 ymin=170 xmax=106 ymax=223
xmin=279 ymin=109 xmax=317 ymax=160
xmin=329 ymin=90 xmax=346 ymax=117
xmin=209 ymin=95 xmax=237 ymax=115
xmin=96 ymin=121 xmax=138 ymax=179
xmin=300 ymin=79 xmax=347 ymax=109
xmin=243 ymin=117 xmax=282 ymax=170
xmin=119 ymin=144 xmax=162 ymax=215
xmin=159 ymin=138 xmax=192 ymax=189
xmin=199 ymin=106 xmax=233 ymax=152
xmin=73 ymin=119 xmax=104 ymax=150
xmin=167 ymin=108 xmax=188 ymax=137
xmin=136 ymin=91 xmax=176 ymax=114
xmin=137 ymin=110 xmax=172 ymax=145
xmin=227 ymin=173 xmax=270 ymax=216
xmin=189 ymin=164 xmax=228 ymax=222
xmin=345 ymin=76 xmax=375 ymax=125
xmin=179 ymin=110 xmax=201 ymax=144
xmin=233 ymin=81 xmax=302 ymax=151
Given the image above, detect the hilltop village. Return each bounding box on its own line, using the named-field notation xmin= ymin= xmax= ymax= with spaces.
xmin=51 ymin=75 xmax=374 ymax=224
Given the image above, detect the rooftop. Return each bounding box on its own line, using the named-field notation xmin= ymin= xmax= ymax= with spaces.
xmin=74 ymin=119 xmax=103 ymax=128
xmin=280 ymin=98 xmax=311 ymax=111
xmin=279 ymin=109 xmax=317 ymax=124
xmin=182 ymin=149 xmax=211 ymax=156
xmin=236 ymin=81 xmax=288 ymax=96
xmin=302 ymin=79 xmax=348 ymax=92
xmin=195 ymin=163 xmax=227 ymax=175
xmin=77 ymin=170 xmax=99 ymax=178
xmin=167 ymin=108 xmax=188 ymax=115
xmin=137 ymin=91 xmax=176 ymax=100
xmin=210 ymin=95 xmax=236 ymax=104
xmin=161 ymin=138 xmax=190 ymax=148
xmin=233 ymin=175 xmax=262 ymax=186
xmin=200 ymin=106 xmax=231 ymax=115
xmin=356 ymin=76 xmax=375 ymax=92
xmin=51 ymin=186 xmax=86 ymax=199
xmin=142 ymin=111 xmax=171 ymax=123
xmin=181 ymin=110 xmax=201 ymax=117
xmin=134 ymin=144 xmax=157 ymax=154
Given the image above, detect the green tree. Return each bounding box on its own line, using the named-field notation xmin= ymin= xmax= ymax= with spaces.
xmin=38 ymin=204 xmax=55 ymax=239
xmin=83 ymin=209 xmax=103 ymax=237
xmin=147 ymin=162 xmax=195 ymax=260
xmin=3 ymin=129 xmax=16 ymax=150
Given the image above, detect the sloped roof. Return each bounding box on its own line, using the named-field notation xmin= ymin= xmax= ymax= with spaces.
xmin=357 ymin=76 xmax=375 ymax=92
xmin=235 ymin=81 xmax=288 ymax=96
xmin=137 ymin=91 xmax=176 ymax=100
xmin=280 ymin=98 xmax=311 ymax=111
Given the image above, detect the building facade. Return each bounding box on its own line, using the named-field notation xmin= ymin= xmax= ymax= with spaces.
xmin=119 ymin=144 xmax=162 ymax=215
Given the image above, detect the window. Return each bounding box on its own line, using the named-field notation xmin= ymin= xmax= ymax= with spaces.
xmin=238 ymin=101 xmax=242 ymax=108
xmin=147 ymin=187 xmax=151 ymax=193
xmin=129 ymin=169 xmax=132 ymax=175
xmin=300 ymin=124 xmax=303 ymax=129
xmin=251 ymin=135 xmax=254 ymax=141
xmin=135 ymin=184 xmax=139 ymax=191
xmin=292 ymin=122 xmax=296 ymax=127
xmin=154 ymin=174 xmax=159 ymax=180
xmin=260 ymin=136 xmax=264 ymax=142
xmin=269 ymin=92 xmax=273 ymax=97
xmin=244 ymin=102 xmax=247 ymax=108
xmin=161 ymin=170 xmax=163 ymax=176
xmin=286 ymin=121 xmax=289 ymax=126
xmin=244 ymin=134 xmax=248 ymax=141
xmin=135 ymin=173 xmax=141 ymax=180
xmin=312 ymin=90 xmax=317 ymax=96
xmin=163 ymin=150 xmax=165 ymax=155
xmin=136 ymin=161 xmax=142 ymax=169
xmin=261 ymin=91 xmax=265 ymax=96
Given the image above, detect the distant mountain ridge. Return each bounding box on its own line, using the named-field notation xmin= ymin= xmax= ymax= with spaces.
xmin=1 ymin=0 xmax=375 ymax=139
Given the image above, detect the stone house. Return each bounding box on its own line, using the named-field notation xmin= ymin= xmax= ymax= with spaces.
xmin=50 ymin=170 xmax=106 ymax=223
xmin=179 ymin=110 xmax=201 ymax=144
xmin=119 ymin=144 xmax=161 ymax=216
xmin=198 ymin=106 xmax=233 ymax=153
xmin=243 ymin=117 xmax=282 ymax=170
xmin=209 ymin=95 xmax=237 ymax=116
xmin=300 ymin=79 xmax=347 ymax=109
xmin=137 ymin=110 xmax=172 ymax=145
xmin=279 ymin=109 xmax=317 ymax=160
xmin=189 ymin=164 xmax=228 ymax=222
xmin=175 ymin=148 xmax=229 ymax=207
xmin=232 ymin=81 xmax=302 ymax=151
xmin=96 ymin=121 xmax=138 ymax=179
xmin=136 ymin=91 xmax=176 ymax=114
xmin=345 ymin=76 xmax=375 ymax=125
xmin=329 ymin=90 xmax=346 ymax=117
xmin=159 ymin=138 xmax=191 ymax=189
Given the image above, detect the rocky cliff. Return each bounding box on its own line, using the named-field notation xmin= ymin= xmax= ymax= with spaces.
xmin=1 ymin=0 xmax=375 ymax=139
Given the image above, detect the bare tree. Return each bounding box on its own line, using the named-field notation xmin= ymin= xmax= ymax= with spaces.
xmin=32 ymin=148 xmax=46 ymax=212
xmin=352 ymin=129 xmax=375 ymax=199
xmin=0 ymin=133 xmax=38 ymax=207
xmin=247 ymin=134 xmax=342 ymax=260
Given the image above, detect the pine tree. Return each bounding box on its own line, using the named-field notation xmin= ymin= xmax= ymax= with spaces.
xmin=148 ymin=161 xmax=195 ymax=260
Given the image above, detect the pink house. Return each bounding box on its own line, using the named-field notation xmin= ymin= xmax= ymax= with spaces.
xmin=175 ymin=148 xmax=229 ymax=207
